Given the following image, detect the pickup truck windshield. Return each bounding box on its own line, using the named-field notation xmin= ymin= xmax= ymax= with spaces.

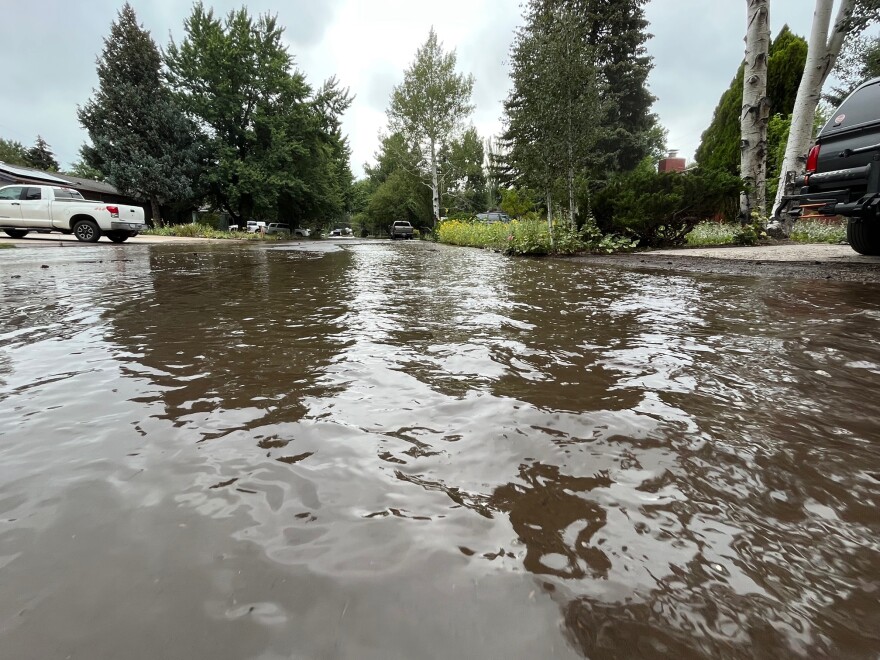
xmin=52 ymin=187 xmax=86 ymax=201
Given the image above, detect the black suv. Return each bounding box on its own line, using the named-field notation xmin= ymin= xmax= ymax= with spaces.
xmin=777 ymin=77 xmax=880 ymax=254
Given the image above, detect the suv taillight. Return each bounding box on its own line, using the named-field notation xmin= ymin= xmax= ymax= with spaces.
xmin=106 ymin=205 xmax=119 ymax=218
xmin=806 ymin=144 xmax=820 ymax=174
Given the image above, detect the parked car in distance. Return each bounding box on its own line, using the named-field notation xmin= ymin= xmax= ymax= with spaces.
xmin=265 ymin=223 xmax=290 ymax=236
xmin=476 ymin=211 xmax=511 ymax=223
xmin=246 ymin=220 xmax=267 ymax=233
xmin=0 ymin=184 xmax=145 ymax=242
xmin=389 ymin=221 xmax=414 ymax=239
xmin=778 ymin=76 xmax=880 ymax=254
xmin=294 ymin=227 xmax=311 ymax=237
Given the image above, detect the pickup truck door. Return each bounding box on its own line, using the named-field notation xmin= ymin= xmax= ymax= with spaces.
xmin=18 ymin=187 xmax=51 ymax=228
xmin=0 ymin=186 xmax=24 ymax=224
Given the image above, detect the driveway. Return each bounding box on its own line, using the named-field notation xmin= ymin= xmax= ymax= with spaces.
xmin=571 ymin=243 xmax=880 ymax=283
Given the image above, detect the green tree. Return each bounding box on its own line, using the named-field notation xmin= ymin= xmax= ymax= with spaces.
xmin=64 ymin=159 xmax=105 ymax=181
xmin=572 ymin=0 xmax=660 ymax=173
xmin=696 ymin=26 xmax=807 ymax=176
xmin=500 ymin=187 xmax=537 ymax=218
xmin=78 ymin=3 xmax=201 ymax=226
xmin=441 ymin=127 xmax=488 ymax=214
xmin=503 ymin=1 xmax=606 ymax=224
xmin=361 ymin=132 xmax=432 ymax=233
xmin=166 ymin=4 xmax=351 ymax=226
xmin=25 ymin=135 xmax=59 ymax=171
xmin=387 ymin=28 xmax=475 ymax=225
xmin=0 ymin=138 xmax=29 ymax=167
xmin=826 ymin=33 xmax=880 ymax=106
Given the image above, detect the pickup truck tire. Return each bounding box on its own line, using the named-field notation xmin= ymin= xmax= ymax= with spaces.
xmin=846 ymin=218 xmax=880 ymax=256
xmin=3 ymin=229 xmax=29 ymax=239
xmin=73 ymin=219 xmax=101 ymax=243
xmin=107 ymin=232 xmax=130 ymax=243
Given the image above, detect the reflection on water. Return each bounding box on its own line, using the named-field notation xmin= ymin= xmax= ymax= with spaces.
xmin=1 ymin=241 xmax=879 ymax=659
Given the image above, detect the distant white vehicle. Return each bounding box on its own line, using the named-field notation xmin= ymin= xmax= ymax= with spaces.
xmin=265 ymin=223 xmax=290 ymax=235
xmin=246 ymin=220 xmax=267 ymax=234
xmin=294 ymin=228 xmax=311 ymax=237
xmin=0 ymin=184 xmax=145 ymax=243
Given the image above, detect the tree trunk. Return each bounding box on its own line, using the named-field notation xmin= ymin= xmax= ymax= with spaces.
xmin=740 ymin=0 xmax=771 ymax=223
xmin=150 ymin=196 xmax=163 ymax=228
xmin=546 ymin=191 xmax=554 ymax=249
xmin=430 ymin=140 xmax=440 ymax=227
xmin=771 ymin=0 xmax=856 ymax=232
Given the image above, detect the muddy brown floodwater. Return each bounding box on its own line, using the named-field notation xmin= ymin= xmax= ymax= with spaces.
xmin=1 ymin=240 xmax=879 ymax=659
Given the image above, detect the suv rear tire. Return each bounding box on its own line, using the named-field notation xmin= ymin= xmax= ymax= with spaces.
xmin=3 ymin=229 xmax=29 ymax=239
xmin=846 ymin=218 xmax=880 ymax=255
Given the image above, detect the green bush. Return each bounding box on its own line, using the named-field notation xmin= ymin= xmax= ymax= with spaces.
xmin=196 ymin=211 xmax=222 ymax=230
xmin=437 ymin=216 xmax=637 ymax=256
xmin=594 ymin=166 xmax=740 ymax=248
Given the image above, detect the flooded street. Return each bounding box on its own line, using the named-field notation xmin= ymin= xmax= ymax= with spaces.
xmin=1 ymin=240 xmax=879 ymax=659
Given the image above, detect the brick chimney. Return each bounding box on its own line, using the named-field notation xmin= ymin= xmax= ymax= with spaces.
xmin=658 ymin=149 xmax=686 ymax=173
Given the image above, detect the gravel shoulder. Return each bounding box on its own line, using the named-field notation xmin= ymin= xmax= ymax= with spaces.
xmin=569 ymin=243 xmax=880 ymax=283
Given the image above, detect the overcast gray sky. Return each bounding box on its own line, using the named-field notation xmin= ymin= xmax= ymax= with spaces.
xmin=0 ymin=0 xmax=818 ymax=177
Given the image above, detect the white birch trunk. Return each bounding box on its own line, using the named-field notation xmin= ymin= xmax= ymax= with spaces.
xmin=430 ymin=140 xmax=440 ymax=226
xmin=772 ymin=0 xmax=856 ymax=226
xmin=740 ymin=0 xmax=771 ymax=222
xmin=546 ymin=192 xmax=554 ymax=248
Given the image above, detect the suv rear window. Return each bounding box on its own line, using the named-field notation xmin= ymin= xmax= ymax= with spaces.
xmin=823 ymin=81 xmax=880 ymax=134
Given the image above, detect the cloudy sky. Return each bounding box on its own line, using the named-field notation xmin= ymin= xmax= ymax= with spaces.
xmin=1 ymin=0 xmax=818 ymax=177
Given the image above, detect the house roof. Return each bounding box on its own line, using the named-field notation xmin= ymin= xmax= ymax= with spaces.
xmin=0 ymin=161 xmax=122 ymax=196
xmin=0 ymin=161 xmax=70 ymax=185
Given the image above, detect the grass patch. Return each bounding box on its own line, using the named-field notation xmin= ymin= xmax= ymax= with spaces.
xmin=437 ymin=217 xmax=637 ymax=255
xmin=789 ymin=218 xmax=846 ymax=244
xmin=686 ymin=222 xmax=737 ymax=246
xmin=0 ymin=243 xmax=14 ymax=249
xmin=143 ymin=223 xmax=283 ymax=240
xmin=687 ymin=218 xmax=847 ymax=246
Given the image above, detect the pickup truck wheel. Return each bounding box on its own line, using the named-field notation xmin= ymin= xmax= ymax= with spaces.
xmin=3 ymin=229 xmax=29 ymax=239
xmin=73 ymin=220 xmax=101 ymax=243
xmin=846 ymin=218 xmax=880 ymax=255
xmin=107 ymin=232 xmax=130 ymax=243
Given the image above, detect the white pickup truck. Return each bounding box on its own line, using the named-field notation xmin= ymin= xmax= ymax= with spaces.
xmin=0 ymin=184 xmax=146 ymax=243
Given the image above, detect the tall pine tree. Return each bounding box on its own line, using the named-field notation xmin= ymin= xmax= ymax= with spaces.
xmin=78 ymin=3 xmax=201 ymax=226
xmin=574 ymin=0 xmax=660 ymax=173
xmin=25 ymin=136 xmax=60 ymax=172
